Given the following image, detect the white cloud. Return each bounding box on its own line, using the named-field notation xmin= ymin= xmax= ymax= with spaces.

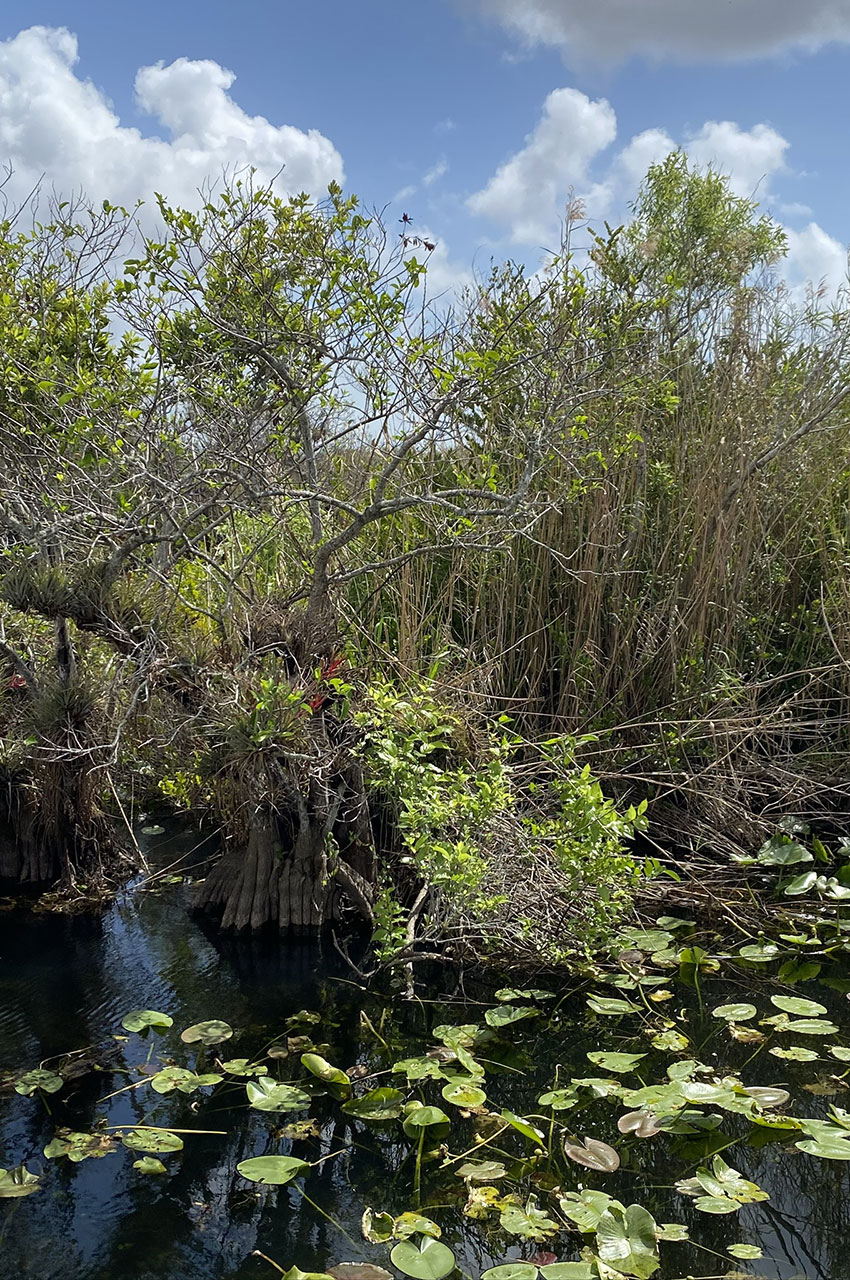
xmin=0 ymin=26 xmax=343 ymax=216
xmin=685 ymin=121 xmax=788 ymax=198
xmin=467 ymin=87 xmax=616 ymax=244
xmin=783 ymin=222 xmax=848 ymax=297
xmin=423 ymin=157 xmax=448 ymax=187
xmin=467 ymin=0 xmax=850 ymax=63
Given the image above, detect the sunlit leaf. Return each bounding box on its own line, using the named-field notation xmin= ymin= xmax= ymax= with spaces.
xmin=343 ymin=1088 xmax=405 ymax=1121
xmin=485 ymin=1005 xmax=539 ymax=1028
xmin=180 ymin=1020 xmax=233 ymax=1046
xmin=770 ymin=995 xmax=827 ymax=1017
xmin=121 ymin=1009 xmax=173 ymax=1033
xmin=237 ymin=1155 xmax=310 ymax=1184
xmin=563 ymin=1135 xmax=620 ymax=1172
xmin=586 ymin=1051 xmax=646 ymax=1073
xmin=247 ymin=1079 xmax=311 ymax=1112
xmin=711 ymin=1003 xmax=757 ymax=1022
xmin=121 ymin=1128 xmax=183 ymax=1153
xmin=0 ymin=1166 xmax=40 ymax=1198
xmin=133 ymin=1156 xmax=167 ymax=1174
xmin=390 ymin=1236 xmax=456 ymax=1279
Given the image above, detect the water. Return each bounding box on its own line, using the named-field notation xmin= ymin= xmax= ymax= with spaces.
xmin=1 ymin=820 xmax=848 ymax=1280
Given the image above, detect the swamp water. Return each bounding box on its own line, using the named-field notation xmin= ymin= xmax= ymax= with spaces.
xmin=1 ymin=821 xmax=849 ymax=1280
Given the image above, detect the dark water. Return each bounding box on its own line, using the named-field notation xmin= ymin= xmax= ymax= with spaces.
xmin=0 ymin=821 xmax=848 ymax=1280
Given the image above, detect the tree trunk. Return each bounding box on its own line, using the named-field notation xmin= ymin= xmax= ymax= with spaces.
xmin=0 ymin=765 xmax=117 ymax=889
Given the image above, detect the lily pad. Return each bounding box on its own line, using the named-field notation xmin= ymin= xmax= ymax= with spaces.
xmin=738 ymin=942 xmax=780 ymax=962
xmin=247 ymin=1079 xmax=311 ymax=1112
xmin=586 ymin=995 xmax=639 ymax=1016
xmin=771 ymin=995 xmax=827 ymax=1017
xmin=15 ymin=1068 xmax=64 ymax=1096
xmin=0 ymin=1166 xmax=40 ymax=1198
xmin=121 ymin=1128 xmax=184 ymax=1153
xmin=712 ymin=1003 xmax=757 ymax=1022
xmin=481 ymin=1266 xmax=538 ymax=1280
xmin=342 ymin=1088 xmax=405 ymax=1121
xmin=563 ymin=1135 xmax=620 ymax=1172
xmin=441 ymin=1079 xmax=487 ymax=1108
xmin=595 ymin=1203 xmax=659 ymax=1278
xmin=455 ymin=1159 xmax=506 ymax=1181
xmin=393 ymin=1213 xmax=442 ymax=1240
xmin=769 ymin=1045 xmax=819 ymax=1061
xmin=485 ymin=1004 xmax=539 ymax=1028
xmin=237 ymin=1154 xmax=310 ymax=1184
xmin=133 ymin=1156 xmax=168 ymax=1174
xmin=390 ymin=1236 xmax=456 ymax=1280
xmin=44 ymin=1131 xmax=116 ymax=1162
xmin=301 ymin=1052 xmax=352 ymax=1099
xmin=121 ymin=1009 xmax=173 ymax=1033
xmin=180 ymin=1020 xmax=233 ymax=1046
xmin=728 ymin=1244 xmax=762 ymax=1259
xmin=586 ymin=1051 xmax=646 ymax=1073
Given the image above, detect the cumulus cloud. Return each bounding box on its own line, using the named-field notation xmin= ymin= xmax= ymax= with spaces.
xmin=467 ymin=87 xmax=847 ymax=296
xmin=0 ymin=26 xmax=343 ymax=216
xmin=783 ymin=222 xmax=848 ymax=296
xmin=467 ymin=87 xmax=616 ymax=244
xmin=469 ymin=86 xmax=793 ymax=245
xmin=466 ymin=0 xmax=850 ymax=63
xmin=685 ymin=121 xmax=789 ymax=198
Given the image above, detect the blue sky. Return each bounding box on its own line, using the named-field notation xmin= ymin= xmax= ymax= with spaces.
xmin=0 ymin=1 xmax=848 ymax=292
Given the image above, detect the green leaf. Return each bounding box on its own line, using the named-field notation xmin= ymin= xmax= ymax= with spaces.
xmin=393 ymin=1213 xmax=442 ymax=1239
xmin=494 ymin=988 xmax=554 ymax=1002
xmin=783 ymin=1019 xmax=838 ymax=1036
xmin=403 ymin=1105 xmax=451 ymax=1138
xmin=539 ymin=1268 xmax=598 ymax=1280
xmin=537 ymin=1087 xmax=579 ymax=1111
xmin=784 ymin=871 xmax=818 ymax=896
xmin=150 ymin=1066 xmax=222 ymax=1094
xmin=301 ymin=1052 xmax=352 ymax=1098
xmin=595 ymin=1203 xmax=660 ymax=1278
xmin=15 ymin=1068 xmax=64 ymax=1096
xmin=558 ymin=1189 xmax=618 ymax=1232
xmin=586 ymin=1051 xmax=646 ymax=1073
xmin=499 ymin=1196 xmax=559 ymax=1241
xmin=121 ymin=1129 xmax=183 ymax=1153
xmin=693 ymin=1196 xmax=739 ymax=1214
xmin=455 ymin=1159 xmax=507 ymax=1181
xmin=481 ymin=1266 xmax=538 ymax=1280
xmin=0 ymin=1166 xmax=41 ymax=1197
xmin=738 ymin=941 xmax=780 ymax=962
xmin=728 ymin=1244 xmax=762 ymax=1259
xmin=757 ymin=836 xmax=812 ymax=865
xmin=485 ymin=1004 xmax=540 ymax=1028
xmin=796 ymin=1137 xmax=850 ymax=1159
xmin=342 ymin=1087 xmax=405 ymax=1121
xmin=586 ymin=995 xmax=639 ymax=1016
xmin=712 ymin=1003 xmax=757 ymax=1022
xmin=180 ymin=1019 xmax=233 ymax=1046
xmin=441 ymin=1079 xmax=487 ymax=1108
xmin=247 ymin=1079 xmax=312 ymax=1112
xmin=500 ymin=1109 xmax=545 ymax=1145
xmin=133 ymin=1156 xmax=168 ymax=1174
xmin=770 ymin=995 xmax=827 ymax=1017
xmin=362 ymin=1209 xmax=395 ymax=1243
xmin=121 ymin=1008 xmax=174 ymax=1033
xmin=393 ymin=1056 xmax=447 ymax=1081
xmin=390 ymin=1237 xmax=456 ymax=1280
xmin=769 ymin=1043 xmax=819 ymax=1061
xmin=237 ymin=1155 xmax=310 ymax=1184
xmin=44 ymin=1131 xmax=116 ymax=1162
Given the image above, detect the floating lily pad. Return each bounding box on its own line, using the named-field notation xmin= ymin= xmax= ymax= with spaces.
xmin=121 ymin=1128 xmax=184 ymax=1153
xmin=586 ymin=1051 xmax=646 ymax=1073
xmin=133 ymin=1156 xmax=167 ymax=1174
xmin=342 ymin=1088 xmax=405 ymax=1121
xmin=441 ymin=1079 xmax=487 ymax=1108
xmin=44 ymin=1131 xmax=116 ymax=1162
xmin=246 ymin=1079 xmax=311 ymax=1112
xmin=15 ymin=1068 xmax=64 ymax=1096
xmin=769 ymin=1045 xmax=819 ymax=1061
xmin=771 ymin=995 xmax=827 ymax=1017
xmin=481 ymin=1265 xmax=538 ymax=1280
xmin=361 ymin=1209 xmax=395 ymax=1243
xmin=180 ymin=1020 xmax=233 ymax=1046
xmin=455 ymin=1159 xmax=506 ymax=1181
xmin=586 ymin=995 xmax=639 ymax=1016
xmin=390 ymin=1236 xmax=456 ymax=1280
xmin=738 ymin=942 xmax=780 ymax=962
xmin=728 ymin=1244 xmax=762 ymax=1259
xmin=712 ymin=1003 xmax=757 ymax=1022
xmin=0 ymin=1166 xmax=40 ymax=1198
xmin=393 ymin=1213 xmax=442 ymax=1240
xmin=121 ymin=1009 xmax=174 ymax=1034
xmin=485 ymin=1005 xmax=539 ymax=1028
xmin=237 ymin=1155 xmax=310 ymax=1184
xmin=150 ymin=1066 xmax=222 ymax=1094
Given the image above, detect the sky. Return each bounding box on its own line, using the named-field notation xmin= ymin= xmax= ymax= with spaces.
xmin=0 ymin=1 xmax=849 ymax=296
